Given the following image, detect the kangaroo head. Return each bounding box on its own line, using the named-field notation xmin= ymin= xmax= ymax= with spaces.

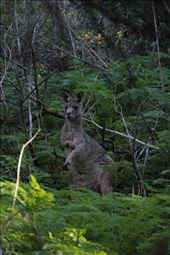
xmin=61 ymin=92 xmax=84 ymax=121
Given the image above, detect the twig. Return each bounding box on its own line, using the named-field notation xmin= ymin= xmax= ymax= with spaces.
xmin=114 ymin=101 xmax=148 ymax=195
xmin=20 ymin=209 xmax=43 ymax=243
xmin=84 ymin=100 xmax=99 ymax=115
xmin=0 ymin=23 xmax=13 ymax=88
xmin=82 ymin=72 xmax=99 ymax=114
xmin=12 ymin=129 xmax=41 ymax=209
xmin=13 ymin=0 xmax=21 ymax=56
xmin=64 ymin=15 xmax=108 ymax=69
xmin=136 ymin=146 xmax=147 ymax=160
xmin=83 ymin=93 xmax=93 ymax=114
xmin=2 ymin=208 xmax=22 ymax=230
xmin=162 ymin=0 xmax=170 ymax=15
xmin=0 ymin=23 xmax=13 ymax=112
xmin=54 ymin=44 xmax=107 ymax=71
xmin=22 ymin=69 xmax=58 ymax=103
xmin=152 ymin=0 xmax=164 ymax=93
xmin=143 ymin=143 xmax=150 ymax=175
xmin=118 ymin=103 xmax=132 ymax=148
xmin=2 ymin=208 xmax=43 ymax=244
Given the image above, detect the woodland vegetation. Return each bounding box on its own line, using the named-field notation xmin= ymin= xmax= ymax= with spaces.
xmin=0 ymin=0 xmax=170 ymax=254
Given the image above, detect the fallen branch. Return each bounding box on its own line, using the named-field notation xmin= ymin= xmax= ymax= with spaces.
xmin=83 ymin=118 xmax=159 ymax=150
xmin=12 ymin=129 xmax=41 ymax=209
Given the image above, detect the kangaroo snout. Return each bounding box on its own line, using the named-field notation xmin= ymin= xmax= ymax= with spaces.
xmin=66 ymin=112 xmax=72 ymax=117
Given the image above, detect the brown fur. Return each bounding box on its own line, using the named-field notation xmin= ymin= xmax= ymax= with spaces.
xmin=60 ymin=92 xmax=113 ymax=194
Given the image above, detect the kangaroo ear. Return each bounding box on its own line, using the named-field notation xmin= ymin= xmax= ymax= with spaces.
xmin=77 ymin=91 xmax=84 ymax=102
xmin=60 ymin=92 xmax=69 ymax=103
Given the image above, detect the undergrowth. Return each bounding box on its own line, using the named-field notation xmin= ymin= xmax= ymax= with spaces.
xmin=1 ymin=175 xmax=170 ymax=255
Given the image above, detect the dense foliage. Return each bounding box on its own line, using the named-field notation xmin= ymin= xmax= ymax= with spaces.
xmin=0 ymin=0 xmax=170 ymax=254
xmin=1 ymin=53 xmax=170 ymax=192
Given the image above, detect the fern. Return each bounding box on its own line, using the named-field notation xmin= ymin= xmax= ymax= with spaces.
xmin=1 ymin=178 xmax=170 ymax=255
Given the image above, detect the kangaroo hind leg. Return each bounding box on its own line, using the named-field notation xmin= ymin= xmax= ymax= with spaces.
xmin=100 ymin=170 xmax=113 ymax=195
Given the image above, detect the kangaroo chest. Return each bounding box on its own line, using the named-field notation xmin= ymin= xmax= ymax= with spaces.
xmin=66 ymin=125 xmax=84 ymax=143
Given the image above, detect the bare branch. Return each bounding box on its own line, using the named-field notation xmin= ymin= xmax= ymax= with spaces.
xmin=83 ymin=117 xmax=159 ymax=150
xmin=152 ymin=0 xmax=164 ymax=93
xmin=13 ymin=0 xmax=22 ymax=56
xmin=162 ymin=0 xmax=170 ymax=15
xmin=12 ymin=129 xmax=41 ymax=209
xmin=0 ymin=23 xmax=13 ymax=88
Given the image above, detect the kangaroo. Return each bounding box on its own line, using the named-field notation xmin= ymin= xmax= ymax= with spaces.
xmin=60 ymin=92 xmax=113 ymax=194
